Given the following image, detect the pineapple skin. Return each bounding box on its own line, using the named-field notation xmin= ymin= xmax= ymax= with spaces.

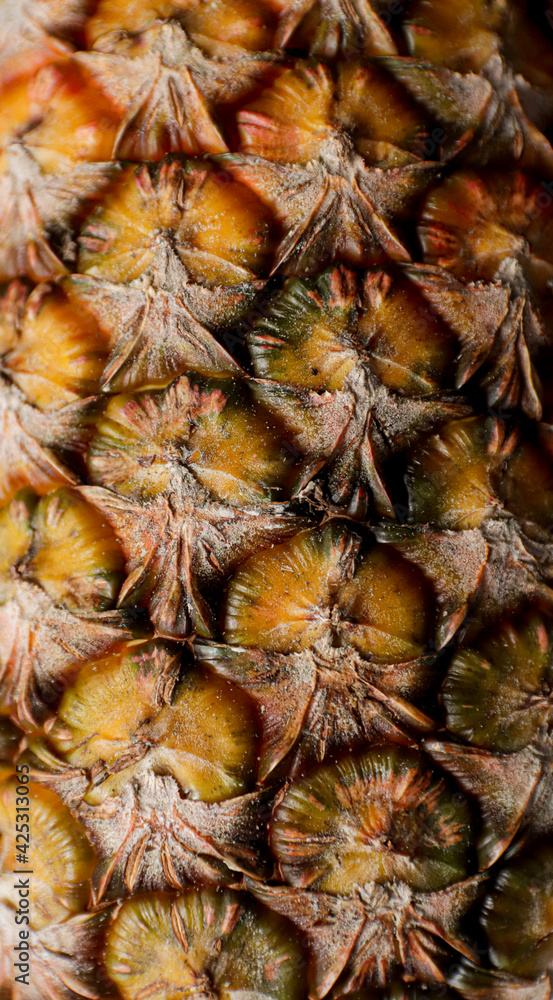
xmin=1 ymin=2 xmax=553 ymax=999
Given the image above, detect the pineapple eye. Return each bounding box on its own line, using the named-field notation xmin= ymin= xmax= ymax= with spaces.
xmin=338 ymin=545 xmax=433 ymax=662
xmin=176 ymin=167 xmax=275 ymax=285
xmin=2 ymin=279 xmax=111 ymax=410
xmin=0 ymin=780 xmax=94 ymax=929
xmin=443 ymin=614 xmax=553 ymax=753
xmin=88 ymin=375 xmax=295 ymax=505
xmin=404 ymin=0 xmax=553 ymax=110
xmin=78 ymin=164 xmax=183 ymax=283
xmin=225 ymin=48 xmax=442 ymax=275
xmin=224 ymin=524 xmax=341 ymax=653
xmin=178 ymin=0 xmax=277 ymax=50
xmin=482 ymin=845 xmax=553 ymax=980
xmin=23 ymin=63 xmax=120 ymax=164
xmin=359 ymin=269 xmax=454 ymax=394
xmin=105 ymin=889 xmax=306 ymax=1000
xmin=239 ymin=60 xmax=430 ymax=170
xmin=86 ymin=0 xmax=276 ymax=50
xmin=86 ymin=0 xmax=185 ymax=42
xmin=88 ymin=387 xmax=190 ymax=500
xmin=250 ymin=267 xmax=358 ymax=392
xmin=187 ymin=384 xmax=296 ymax=505
xmin=0 ymin=488 xmax=125 ymax=613
xmin=250 ymin=265 xmax=456 ymax=399
xmin=419 ymin=171 xmax=553 ymax=289
xmin=404 ymin=0 xmax=504 ymax=70
xmin=271 ymin=745 xmax=473 ymax=894
xmin=224 ymin=521 xmax=433 ymax=661
xmin=239 ymin=63 xmax=336 ymax=166
xmin=499 ymin=434 xmax=553 ymax=532
xmin=49 ymin=642 xmax=259 ymax=804
xmin=419 ymin=171 xmax=526 ymax=282
xmin=79 ymin=161 xmax=274 ymax=286
xmin=406 ymin=415 xmax=502 ymax=529
xmin=336 ymin=62 xmax=428 ymax=163
xmin=29 ymin=488 xmax=125 ymax=612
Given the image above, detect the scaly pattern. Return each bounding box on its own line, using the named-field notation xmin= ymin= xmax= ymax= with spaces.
xmin=1 ymin=1 xmax=553 ymax=999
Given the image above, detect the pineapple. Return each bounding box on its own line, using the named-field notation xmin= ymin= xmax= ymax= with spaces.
xmin=255 ymin=745 xmax=479 ymax=992
xmin=481 ymin=844 xmax=553 ymax=980
xmin=0 ymin=779 xmax=111 ymax=1000
xmin=104 ymin=887 xmax=306 ymax=1000
xmin=1 ymin=1 xmax=553 ymax=999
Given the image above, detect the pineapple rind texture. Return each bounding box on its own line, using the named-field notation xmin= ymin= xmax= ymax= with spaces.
xmin=105 ymin=887 xmax=307 ymax=1000
xmin=1 ymin=0 xmax=553 ymax=998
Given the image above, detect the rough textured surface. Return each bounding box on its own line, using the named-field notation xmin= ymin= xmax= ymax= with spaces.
xmin=1 ymin=1 xmax=553 ymax=998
